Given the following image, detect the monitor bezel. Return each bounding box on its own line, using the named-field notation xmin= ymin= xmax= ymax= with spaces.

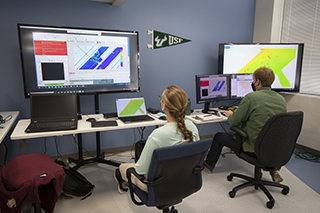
xmin=17 ymin=23 xmax=140 ymax=98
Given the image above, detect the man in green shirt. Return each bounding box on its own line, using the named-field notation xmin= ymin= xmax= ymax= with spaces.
xmin=204 ymin=67 xmax=287 ymax=183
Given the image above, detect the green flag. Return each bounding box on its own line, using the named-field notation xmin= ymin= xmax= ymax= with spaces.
xmin=147 ymin=30 xmax=191 ymax=49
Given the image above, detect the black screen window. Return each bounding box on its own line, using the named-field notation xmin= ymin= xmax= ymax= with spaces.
xmin=41 ymin=62 xmax=65 ymax=81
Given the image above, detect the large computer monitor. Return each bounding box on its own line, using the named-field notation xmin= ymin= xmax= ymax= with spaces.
xmin=17 ymin=24 xmax=140 ymax=98
xmin=230 ymin=73 xmax=253 ymax=99
xmin=218 ymin=43 xmax=304 ymax=92
xmin=195 ymin=74 xmax=230 ymax=113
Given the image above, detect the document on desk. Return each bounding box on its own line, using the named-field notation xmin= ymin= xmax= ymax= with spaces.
xmin=194 ymin=114 xmax=222 ymax=121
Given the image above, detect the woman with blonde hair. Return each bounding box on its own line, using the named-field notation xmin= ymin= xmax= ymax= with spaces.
xmin=114 ymin=85 xmax=199 ymax=193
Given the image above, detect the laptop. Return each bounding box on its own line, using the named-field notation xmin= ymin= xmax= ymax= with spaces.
xmin=116 ymin=97 xmax=155 ymax=123
xmin=25 ymin=93 xmax=78 ymax=133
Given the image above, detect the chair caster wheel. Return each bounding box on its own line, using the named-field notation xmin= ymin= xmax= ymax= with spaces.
xmin=227 ymin=175 xmax=233 ymax=181
xmin=254 ymin=185 xmax=259 ymax=190
xmin=229 ymin=190 xmax=236 ymax=198
xmin=282 ymin=188 xmax=289 ymax=195
xmin=266 ymin=201 xmax=274 ymax=209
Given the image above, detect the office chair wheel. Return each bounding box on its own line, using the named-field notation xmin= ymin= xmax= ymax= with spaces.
xmin=227 ymin=175 xmax=233 ymax=181
xmin=266 ymin=201 xmax=274 ymax=209
xmin=282 ymin=188 xmax=289 ymax=195
xmin=229 ymin=190 xmax=236 ymax=198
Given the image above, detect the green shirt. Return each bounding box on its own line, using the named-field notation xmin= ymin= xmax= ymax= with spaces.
xmin=135 ymin=119 xmax=200 ymax=174
xmin=227 ymin=87 xmax=287 ymax=153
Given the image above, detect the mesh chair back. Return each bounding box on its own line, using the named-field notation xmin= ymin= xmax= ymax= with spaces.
xmin=146 ymin=138 xmax=212 ymax=207
xmin=254 ymin=111 xmax=303 ymax=168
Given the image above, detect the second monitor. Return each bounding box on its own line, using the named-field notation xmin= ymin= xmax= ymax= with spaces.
xmin=230 ymin=73 xmax=253 ymax=99
xmin=195 ymin=73 xmax=254 ymax=113
xmin=195 ymin=74 xmax=229 ymax=113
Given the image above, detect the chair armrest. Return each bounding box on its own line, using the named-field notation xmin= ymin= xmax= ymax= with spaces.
xmin=126 ymin=167 xmax=144 ymax=206
xmin=126 ymin=167 xmax=165 ymax=206
xmin=230 ymin=126 xmax=248 ymax=156
xmin=126 ymin=167 xmax=164 ymax=186
xmin=230 ymin=126 xmax=248 ymax=138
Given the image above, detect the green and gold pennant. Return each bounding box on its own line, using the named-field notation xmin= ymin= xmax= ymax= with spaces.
xmin=147 ymin=30 xmax=191 ymax=49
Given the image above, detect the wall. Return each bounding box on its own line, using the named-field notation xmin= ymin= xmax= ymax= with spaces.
xmin=282 ymin=93 xmax=320 ymax=151
xmin=0 ymin=0 xmax=256 ymax=161
xmin=253 ymin=0 xmax=320 ymax=152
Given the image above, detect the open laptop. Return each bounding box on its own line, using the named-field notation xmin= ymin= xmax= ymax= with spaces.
xmin=116 ymin=97 xmax=155 ymax=123
xmin=25 ymin=93 xmax=78 ymax=133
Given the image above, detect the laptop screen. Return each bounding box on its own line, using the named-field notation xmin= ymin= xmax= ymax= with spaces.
xmin=30 ymin=93 xmax=78 ymax=121
xmin=116 ymin=97 xmax=148 ymax=117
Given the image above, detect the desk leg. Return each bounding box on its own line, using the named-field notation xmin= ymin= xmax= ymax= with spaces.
xmin=20 ymin=139 xmax=27 ymax=155
xmin=69 ymin=132 xmax=122 ymax=170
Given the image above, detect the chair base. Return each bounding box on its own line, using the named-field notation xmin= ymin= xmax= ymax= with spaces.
xmin=227 ymin=171 xmax=290 ymax=209
xmin=160 ymin=206 xmax=178 ymax=213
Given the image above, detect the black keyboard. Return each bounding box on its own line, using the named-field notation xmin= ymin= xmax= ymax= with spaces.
xmin=103 ymin=112 xmax=118 ymax=118
xmin=33 ymin=121 xmax=75 ymax=129
xmin=119 ymin=115 xmax=154 ymax=123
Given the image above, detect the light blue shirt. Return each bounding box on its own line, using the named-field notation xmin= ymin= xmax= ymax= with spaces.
xmin=135 ymin=119 xmax=200 ymax=174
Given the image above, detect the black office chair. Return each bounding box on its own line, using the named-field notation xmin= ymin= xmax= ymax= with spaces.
xmin=126 ymin=138 xmax=212 ymax=213
xmin=227 ymin=111 xmax=303 ymax=209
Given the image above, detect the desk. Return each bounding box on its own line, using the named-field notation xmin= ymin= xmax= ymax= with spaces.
xmin=11 ymin=113 xmax=166 ymax=169
xmin=1 ymin=111 xmax=19 ymax=166
xmin=0 ymin=111 xmax=20 ymax=143
xmin=186 ymin=109 xmax=228 ymax=124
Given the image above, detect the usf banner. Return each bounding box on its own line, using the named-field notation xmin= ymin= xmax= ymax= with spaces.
xmin=147 ymin=30 xmax=191 ymax=49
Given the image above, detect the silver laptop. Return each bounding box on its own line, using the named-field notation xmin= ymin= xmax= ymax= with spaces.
xmin=116 ymin=97 xmax=154 ymax=123
xmin=25 ymin=93 xmax=78 ymax=133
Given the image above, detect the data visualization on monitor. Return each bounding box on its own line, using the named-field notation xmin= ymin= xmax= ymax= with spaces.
xmin=230 ymin=74 xmax=253 ymax=99
xmin=33 ymin=32 xmax=129 ymax=89
xmin=198 ymin=75 xmax=228 ymax=102
xmin=218 ymin=43 xmax=304 ymax=92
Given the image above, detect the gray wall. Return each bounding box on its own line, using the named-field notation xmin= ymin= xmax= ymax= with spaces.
xmin=0 ymin=0 xmax=256 ymax=161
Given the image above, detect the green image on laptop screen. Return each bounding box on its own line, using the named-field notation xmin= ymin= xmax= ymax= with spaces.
xmin=116 ymin=98 xmax=147 ymax=117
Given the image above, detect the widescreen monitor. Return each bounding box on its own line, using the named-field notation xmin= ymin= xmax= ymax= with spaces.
xmin=17 ymin=24 xmax=140 ymax=97
xmin=195 ymin=74 xmax=230 ymax=113
xmin=218 ymin=43 xmax=304 ymax=92
xmin=230 ymin=73 xmax=253 ymax=99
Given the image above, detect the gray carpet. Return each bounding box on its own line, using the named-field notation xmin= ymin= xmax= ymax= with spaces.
xmin=54 ymin=149 xmax=320 ymax=213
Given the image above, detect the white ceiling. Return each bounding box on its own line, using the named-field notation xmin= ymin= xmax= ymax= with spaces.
xmin=90 ymin=0 xmax=127 ymax=7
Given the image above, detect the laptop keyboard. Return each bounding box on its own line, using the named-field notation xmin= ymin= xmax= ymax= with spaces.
xmin=120 ymin=115 xmax=154 ymax=123
xmin=33 ymin=121 xmax=75 ymax=129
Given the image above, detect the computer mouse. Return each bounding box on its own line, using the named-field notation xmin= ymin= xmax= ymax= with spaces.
xmin=159 ymin=116 xmax=167 ymax=120
xmin=86 ymin=118 xmax=96 ymax=122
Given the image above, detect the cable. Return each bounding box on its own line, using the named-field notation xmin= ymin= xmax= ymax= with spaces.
xmin=294 ymin=149 xmax=320 ymax=163
xmin=72 ymin=135 xmax=94 ymax=158
xmin=219 ymin=121 xmax=228 ymax=133
xmin=44 ymin=137 xmax=47 ymax=155
xmin=198 ymin=123 xmax=204 ymax=134
xmin=54 ymin=136 xmax=62 ymax=158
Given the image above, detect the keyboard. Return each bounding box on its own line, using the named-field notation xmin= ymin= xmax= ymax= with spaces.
xmin=103 ymin=112 xmax=117 ymax=118
xmin=119 ymin=115 xmax=154 ymax=123
xmin=32 ymin=121 xmax=75 ymax=129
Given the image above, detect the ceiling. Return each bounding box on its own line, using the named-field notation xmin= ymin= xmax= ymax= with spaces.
xmin=90 ymin=0 xmax=127 ymax=7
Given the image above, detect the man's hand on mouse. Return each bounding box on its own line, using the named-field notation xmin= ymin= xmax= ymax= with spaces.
xmin=223 ymin=110 xmax=233 ymax=117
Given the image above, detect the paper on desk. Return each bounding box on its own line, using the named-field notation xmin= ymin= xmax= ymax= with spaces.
xmin=194 ymin=114 xmax=222 ymax=121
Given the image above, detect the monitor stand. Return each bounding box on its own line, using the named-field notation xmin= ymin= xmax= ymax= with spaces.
xmin=202 ymin=102 xmax=218 ymax=114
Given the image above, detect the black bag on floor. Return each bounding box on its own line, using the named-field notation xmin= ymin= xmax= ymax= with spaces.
xmin=55 ymin=159 xmax=95 ymax=200
xmin=135 ymin=139 xmax=146 ymax=163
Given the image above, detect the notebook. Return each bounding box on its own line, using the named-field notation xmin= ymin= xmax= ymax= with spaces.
xmin=25 ymin=93 xmax=78 ymax=133
xmin=116 ymin=97 xmax=155 ymax=123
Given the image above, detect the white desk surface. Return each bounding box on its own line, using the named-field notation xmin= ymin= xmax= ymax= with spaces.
xmin=186 ymin=109 xmax=228 ymax=124
xmin=0 ymin=111 xmax=20 ymax=143
xmin=11 ymin=113 xmax=167 ymax=141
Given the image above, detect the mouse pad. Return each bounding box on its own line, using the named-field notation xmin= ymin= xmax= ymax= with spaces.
xmin=91 ymin=121 xmax=118 ymax=127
